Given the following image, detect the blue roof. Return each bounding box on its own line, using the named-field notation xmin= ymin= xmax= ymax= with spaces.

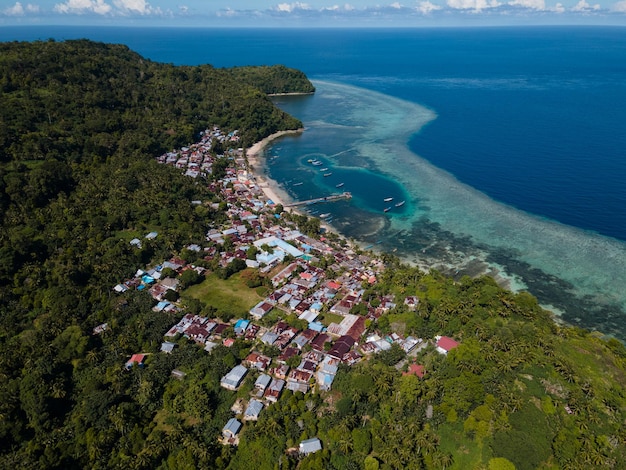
xmin=142 ymin=275 xmax=155 ymax=284
xmin=308 ymin=321 xmax=325 ymax=332
xmin=235 ymin=319 xmax=250 ymax=330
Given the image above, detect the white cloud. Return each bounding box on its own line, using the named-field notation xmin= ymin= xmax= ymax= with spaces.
xmin=417 ymin=1 xmax=442 ymax=13
xmin=113 ymin=0 xmax=157 ymax=14
xmin=612 ymin=0 xmax=626 ymax=10
xmin=344 ymin=3 xmax=355 ymax=10
xmin=4 ymin=2 xmax=24 ymax=14
xmin=508 ymin=0 xmax=545 ymax=9
xmin=54 ymin=0 xmax=112 ymax=14
xmin=553 ymin=2 xmax=565 ymax=11
xmin=3 ymin=1 xmax=39 ymax=14
xmin=276 ymin=2 xmax=311 ymax=12
xmin=571 ymin=0 xmax=600 ymax=9
xmin=390 ymin=2 xmax=403 ymax=8
xmin=322 ymin=4 xmax=340 ymax=10
xmin=446 ymin=0 xmax=500 ymax=10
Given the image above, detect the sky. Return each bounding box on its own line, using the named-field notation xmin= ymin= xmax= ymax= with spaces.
xmin=1 ymin=0 xmax=626 ymax=26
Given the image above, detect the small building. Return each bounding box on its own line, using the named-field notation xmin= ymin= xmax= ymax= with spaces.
xmin=125 ymin=353 xmax=146 ymax=370
xmin=220 ymin=365 xmax=248 ymax=390
xmin=243 ymin=399 xmax=264 ymax=421
xmin=222 ymin=418 xmax=242 ymax=445
xmin=160 ymin=341 xmax=176 ymax=353
xmin=250 ymin=300 xmax=274 ymax=319
xmin=436 ymin=336 xmax=460 ymax=355
xmin=299 ymin=437 xmax=322 ymax=455
xmin=254 ymin=373 xmax=272 ymax=394
xmin=403 ymin=363 xmax=426 ymax=378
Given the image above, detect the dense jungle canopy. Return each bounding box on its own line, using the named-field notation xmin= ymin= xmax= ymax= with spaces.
xmin=0 ymin=39 xmax=625 ymax=470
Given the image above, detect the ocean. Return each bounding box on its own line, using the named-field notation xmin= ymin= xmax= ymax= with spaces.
xmin=2 ymin=26 xmax=626 ymax=339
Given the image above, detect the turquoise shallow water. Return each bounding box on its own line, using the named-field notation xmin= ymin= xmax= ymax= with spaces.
xmin=3 ymin=26 xmax=626 ymax=339
xmin=265 ymin=81 xmax=626 ymax=340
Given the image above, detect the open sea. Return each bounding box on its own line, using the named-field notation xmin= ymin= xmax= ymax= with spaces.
xmin=2 ymin=26 xmax=626 ymax=339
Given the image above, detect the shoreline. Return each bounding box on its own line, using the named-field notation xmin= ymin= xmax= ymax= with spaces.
xmin=246 ymin=129 xmax=303 ymax=211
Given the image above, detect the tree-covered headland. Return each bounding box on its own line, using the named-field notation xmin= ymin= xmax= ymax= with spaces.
xmin=0 ymin=39 xmax=625 ymax=470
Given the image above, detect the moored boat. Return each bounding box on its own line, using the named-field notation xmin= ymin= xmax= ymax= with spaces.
xmin=384 ymin=197 xmax=393 ymax=202
xmin=395 ymin=200 xmax=405 ymax=207
xmin=320 ymin=168 xmax=328 ymax=172
xmin=319 ymin=213 xmax=331 ymax=218
xmin=323 ymin=172 xmax=332 ymax=177
xmin=383 ymin=207 xmax=392 ymax=213
xmin=336 ymin=183 xmax=345 ymax=188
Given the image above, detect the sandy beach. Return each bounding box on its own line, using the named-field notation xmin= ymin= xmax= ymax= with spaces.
xmin=246 ymin=129 xmax=303 ymax=210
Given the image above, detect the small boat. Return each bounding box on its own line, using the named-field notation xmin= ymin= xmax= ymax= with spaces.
xmin=320 ymin=168 xmax=328 ymax=172
xmin=395 ymin=200 xmax=405 ymax=207
xmin=323 ymin=172 xmax=332 ymax=177
xmin=384 ymin=197 xmax=394 ymax=202
xmin=336 ymin=183 xmax=345 ymax=188
xmin=293 ymin=182 xmax=303 ymax=186
xmin=383 ymin=207 xmax=392 ymax=213
xmin=319 ymin=213 xmax=331 ymax=218
xmin=312 ymin=161 xmax=323 ymax=166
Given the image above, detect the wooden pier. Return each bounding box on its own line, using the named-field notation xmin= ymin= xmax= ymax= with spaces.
xmin=285 ymin=192 xmax=352 ymax=208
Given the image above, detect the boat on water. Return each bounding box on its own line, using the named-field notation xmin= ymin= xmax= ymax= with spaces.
xmin=312 ymin=160 xmax=323 ymax=166
xmin=319 ymin=213 xmax=331 ymax=218
xmin=383 ymin=207 xmax=392 ymax=213
xmin=323 ymin=172 xmax=332 ymax=177
xmin=395 ymin=200 xmax=405 ymax=207
xmin=384 ymin=197 xmax=394 ymax=202
xmin=336 ymin=183 xmax=345 ymax=188
xmin=293 ymin=182 xmax=303 ymax=186
xmin=320 ymin=168 xmax=328 ymax=172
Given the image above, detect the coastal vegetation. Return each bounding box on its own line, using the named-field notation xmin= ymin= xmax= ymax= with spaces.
xmin=0 ymin=39 xmax=625 ymax=470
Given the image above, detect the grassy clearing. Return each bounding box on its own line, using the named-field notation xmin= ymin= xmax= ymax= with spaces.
xmin=319 ymin=312 xmax=343 ymax=326
xmin=183 ymin=270 xmax=262 ymax=317
xmin=438 ymin=422 xmax=486 ymax=469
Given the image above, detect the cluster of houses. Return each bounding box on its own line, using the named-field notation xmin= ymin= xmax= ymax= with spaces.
xmin=114 ymin=126 xmax=462 ymax=449
xmin=156 ymin=126 xmax=240 ymax=179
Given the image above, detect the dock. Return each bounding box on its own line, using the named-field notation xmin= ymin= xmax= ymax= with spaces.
xmin=285 ymin=192 xmax=352 ymax=208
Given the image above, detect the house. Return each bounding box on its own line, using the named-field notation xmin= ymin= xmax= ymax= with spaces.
xmin=327 ymin=335 xmax=355 ymax=360
xmin=244 ymin=352 xmax=271 ymax=371
xmin=403 ymin=363 xmax=426 ymax=378
xmin=300 ymin=437 xmax=322 ymax=455
xmin=220 ymin=365 xmax=248 ymax=390
xmin=404 ymin=296 xmax=419 ymax=310
xmin=278 ymin=347 xmax=299 ymax=364
xmin=222 ymin=418 xmax=242 ymax=445
xmin=264 ymin=378 xmax=285 ymax=402
xmin=250 ymin=300 xmax=273 ymax=319
xmin=254 ymin=373 xmax=272 ymax=394
xmin=436 ymin=336 xmax=460 ymax=355
xmin=243 ymin=399 xmax=264 ymax=421
xmin=160 ymin=341 xmax=176 ymax=353
xmin=125 ymin=353 xmax=146 ymax=369
xmin=234 ymin=319 xmax=250 ymax=336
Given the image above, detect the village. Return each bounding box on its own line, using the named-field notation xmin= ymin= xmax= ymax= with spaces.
xmin=107 ymin=126 xmax=461 ymax=453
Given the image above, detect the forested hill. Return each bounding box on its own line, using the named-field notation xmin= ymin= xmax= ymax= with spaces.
xmin=0 ymin=39 xmax=311 ymax=165
xmin=0 ymin=40 xmax=310 ymax=467
xmin=1 ymin=39 xmax=626 ymax=470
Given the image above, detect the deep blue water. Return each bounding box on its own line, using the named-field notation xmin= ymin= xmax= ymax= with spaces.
xmin=3 ymin=25 xmax=626 ymax=241
xmin=4 ymin=26 xmax=626 ymax=338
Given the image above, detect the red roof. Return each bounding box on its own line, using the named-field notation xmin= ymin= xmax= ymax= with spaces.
xmin=403 ymin=364 xmax=425 ymax=378
xmin=437 ymin=336 xmax=459 ymax=352
xmin=127 ymin=354 xmax=146 ymax=366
